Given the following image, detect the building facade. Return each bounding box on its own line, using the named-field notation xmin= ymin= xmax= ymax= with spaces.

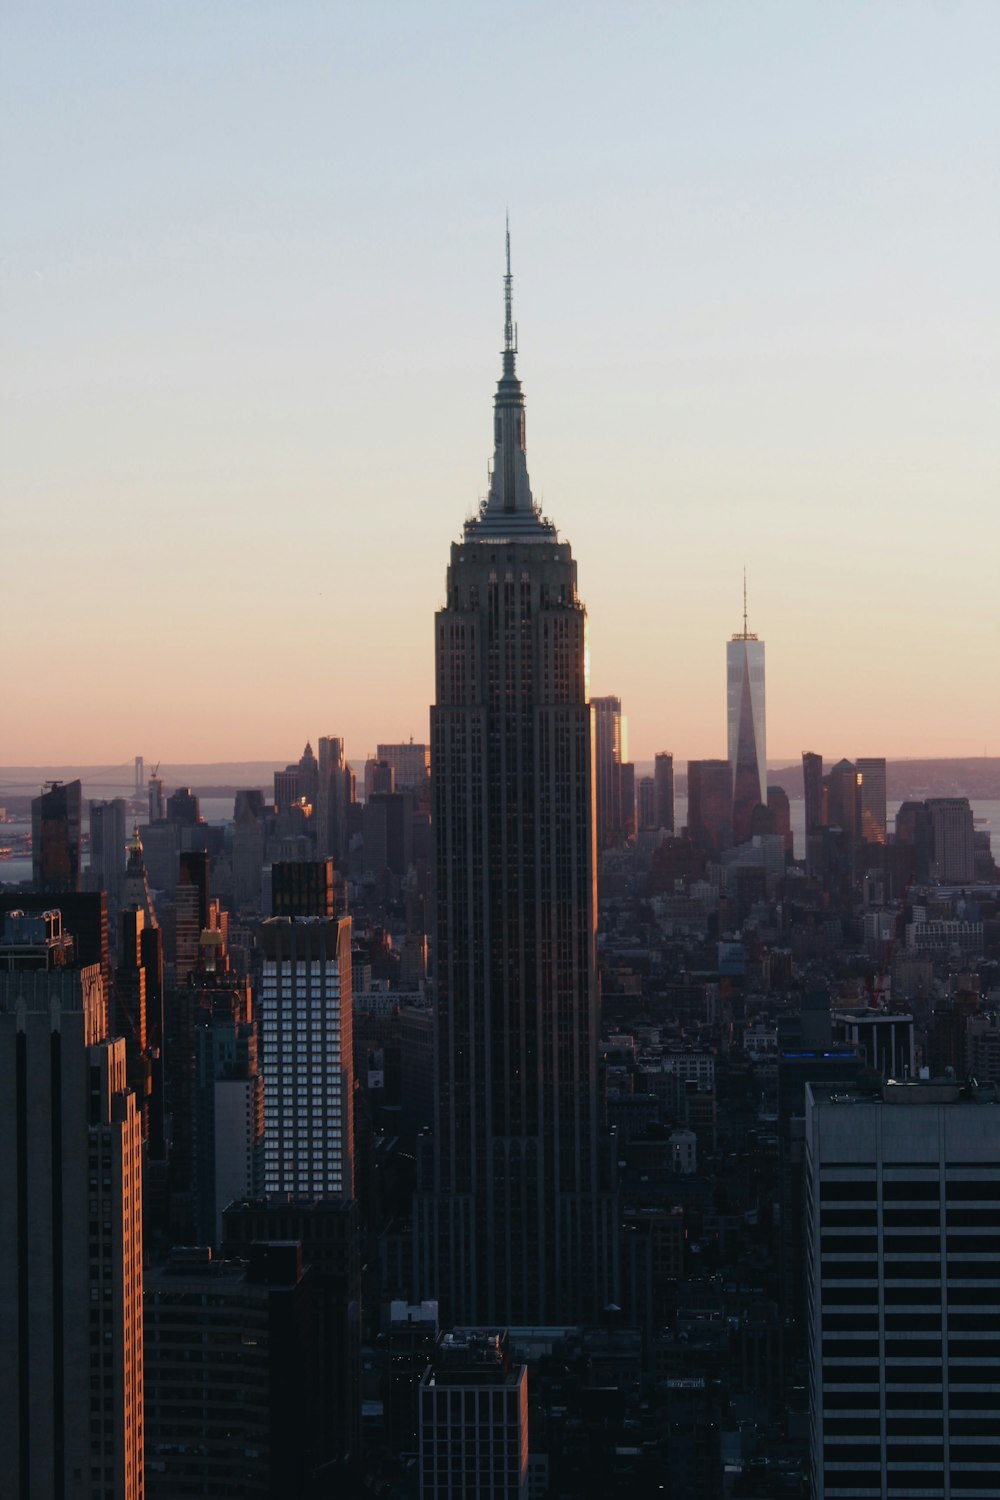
xmin=415 ymin=235 xmax=618 ymax=1325
xmin=855 ymin=757 xmax=887 ymax=844
xmin=727 ymin=598 xmax=766 ymax=845
xmin=0 ymin=910 xmax=144 ymax=1500
xmin=258 ymin=916 xmax=354 ymax=1198
xmin=418 ymin=1330 xmax=528 ymax=1500
xmin=806 ymin=1078 xmax=1000 ymax=1499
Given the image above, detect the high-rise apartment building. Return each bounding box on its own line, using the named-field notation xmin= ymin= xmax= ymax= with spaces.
xmin=0 ymin=909 xmax=144 ymax=1499
xmin=727 ymin=591 xmax=766 ymax=845
xmin=415 ymin=234 xmax=618 ymax=1326
xmin=806 ymin=1077 xmax=1000 ymax=1499
xmin=32 ymin=777 xmax=83 ymax=891
xmin=653 ymin=750 xmax=675 ymax=833
xmin=258 ymin=916 xmax=354 ymax=1197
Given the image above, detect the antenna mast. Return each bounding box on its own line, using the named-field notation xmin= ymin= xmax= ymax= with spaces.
xmin=504 ymin=212 xmax=516 ymax=354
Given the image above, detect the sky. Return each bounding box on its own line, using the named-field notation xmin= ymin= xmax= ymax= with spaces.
xmin=3 ymin=2 xmax=998 ymax=769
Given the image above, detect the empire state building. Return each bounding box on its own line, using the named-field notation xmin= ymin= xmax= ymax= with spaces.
xmin=415 ymin=234 xmax=619 ymax=1326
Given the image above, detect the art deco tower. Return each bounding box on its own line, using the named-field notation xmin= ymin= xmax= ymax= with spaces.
xmin=416 ymin=232 xmax=618 ymax=1326
xmin=728 ymin=576 xmax=767 ymax=845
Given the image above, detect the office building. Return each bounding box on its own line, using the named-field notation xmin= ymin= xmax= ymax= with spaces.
xmin=802 ymin=751 xmax=824 ymax=836
xmin=826 ymin=758 xmax=860 ymax=839
xmin=90 ymin=796 xmax=127 ymax=904
xmin=144 ymin=1243 xmax=313 ymax=1498
xmin=686 ymin=759 xmax=733 ymax=856
xmin=592 ymin=694 xmax=627 ymax=850
xmin=0 ymin=910 xmax=143 ymax=1499
xmin=653 ymin=750 xmax=675 ymax=833
xmin=637 ymin=775 xmax=657 ymax=832
xmin=316 ymin=735 xmax=354 ymax=866
xmin=806 ymin=1077 xmax=1000 ymax=1499
xmin=418 ymin=1330 xmax=529 ymax=1500
xmin=193 ymin=988 xmax=264 ymax=1246
xmin=32 ymin=777 xmax=83 ymax=891
xmin=223 ymin=1197 xmax=362 ymax=1463
xmin=378 ymin=741 xmax=431 ymax=795
xmin=415 ymin=234 xmax=618 ymax=1326
xmin=258 ymin=916 xmax=354 ymax=1197
xmin=727 ymin=588 xmax=766 ymax=845
xmin=856 ymin=756 xmax=887 ymax=844
xmin=830 ymin=1007 xmax=914 ymax=1079
xmin=364 ymin=757 xmax=395 ymax=800
xmin=767 ymin=784 xmax=793 ymax=856
xmin=927 ymin=797 xmax=976 ymax=883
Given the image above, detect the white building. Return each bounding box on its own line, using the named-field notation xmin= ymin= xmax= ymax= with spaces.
xmin=259 ymin=916 xmax=354 ymax=1197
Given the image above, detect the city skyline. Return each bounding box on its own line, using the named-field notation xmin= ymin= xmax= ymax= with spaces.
xmin=5 ymin=5 xmax=998 ymax=764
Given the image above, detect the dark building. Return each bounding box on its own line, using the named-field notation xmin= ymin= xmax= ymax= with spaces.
xmin=193 ymin=989 xmax=264 ymax=1246
xmin=654 ymin=750 xmax=675 ymax=833
xmin=0 ymin=888 xmax=110 ymax=1006
xmin=223 ymin=1198 xmax=362 ymax=1464
xmin=418 ymin=1330 xmax=528 ymax=1500
xmin=364 ymin=790 xmax=414 ymax=878
xmin=802 ymin=751 xmax=824 ymax=836
xmin=767 ymin=783 xmax=793 ymax=856
xmin=271 ymin=858 xmax=335 ymax=918
xmin=414 ymin=235 xmax=619 ymax=1326
xmin=31 ymin=777 xmax=82 ymax=891
xmin=0 ymin=910 xmax=144 ymax=1499
xmin=806 ymin=1079 xmax=1000 ymax=1498
xmin=144 ymin=1243 xmax=313 ymax=1498
xmin=165 ymin=786 xmax=201 ymax=827
xmin=826 ymin=757 xmax=860 ymax=839
xmin=89 ymin=795 xmax=127 ymax=905
xmin=686 ymin=759 xmax=733 ymax=856
xmin=592 ymin=695 xmax=627 ymax=851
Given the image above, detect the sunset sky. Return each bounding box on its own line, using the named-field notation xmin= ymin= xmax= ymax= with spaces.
xmin=3 ymin=3 xmax=998 ymax=769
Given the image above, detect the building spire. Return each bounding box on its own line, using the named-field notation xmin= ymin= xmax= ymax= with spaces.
xmin=502 ymin=212 xmax=518 ymax=383
xmin=732 ymin=566 xmax=757 ymax=642
xmin=463 ymin=223 xmax=554 ymax=539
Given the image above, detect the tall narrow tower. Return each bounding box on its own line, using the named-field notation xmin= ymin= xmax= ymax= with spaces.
xmin=416 ymin=230 xmax=618 ymax=1325
xmin=728 ymin=575 xmax=766 ymax=845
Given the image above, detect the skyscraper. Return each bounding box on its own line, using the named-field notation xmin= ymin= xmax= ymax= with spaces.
xmin=31 ymin=777 xmax=83 ymax=891
xmin=727 ymin=584 xmax=766 ymax=845
xmin=0 ymin=909 xmax=144 ymax=1498
xmin=802 ymin=751 xmax=824 ymax=836
xmin=415 ymin=232 xmax=618 ymax=1325
xmin=89 ymin=796 xmax=127 ymax=905
xmin=653 ymin=750 xmax=675 ymax=833
xmin=686 ymin=758 xmax=734 ymax=856
xmin=806 ymin=1077 xmax=1000 ymax=1498
xmin=856 ymin=756 xmax=887 ymax=844
xmin=592 ymin=695 xmax=627 ymax=850
xmin=258 ymin=915 xmax=354 ymax=1198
